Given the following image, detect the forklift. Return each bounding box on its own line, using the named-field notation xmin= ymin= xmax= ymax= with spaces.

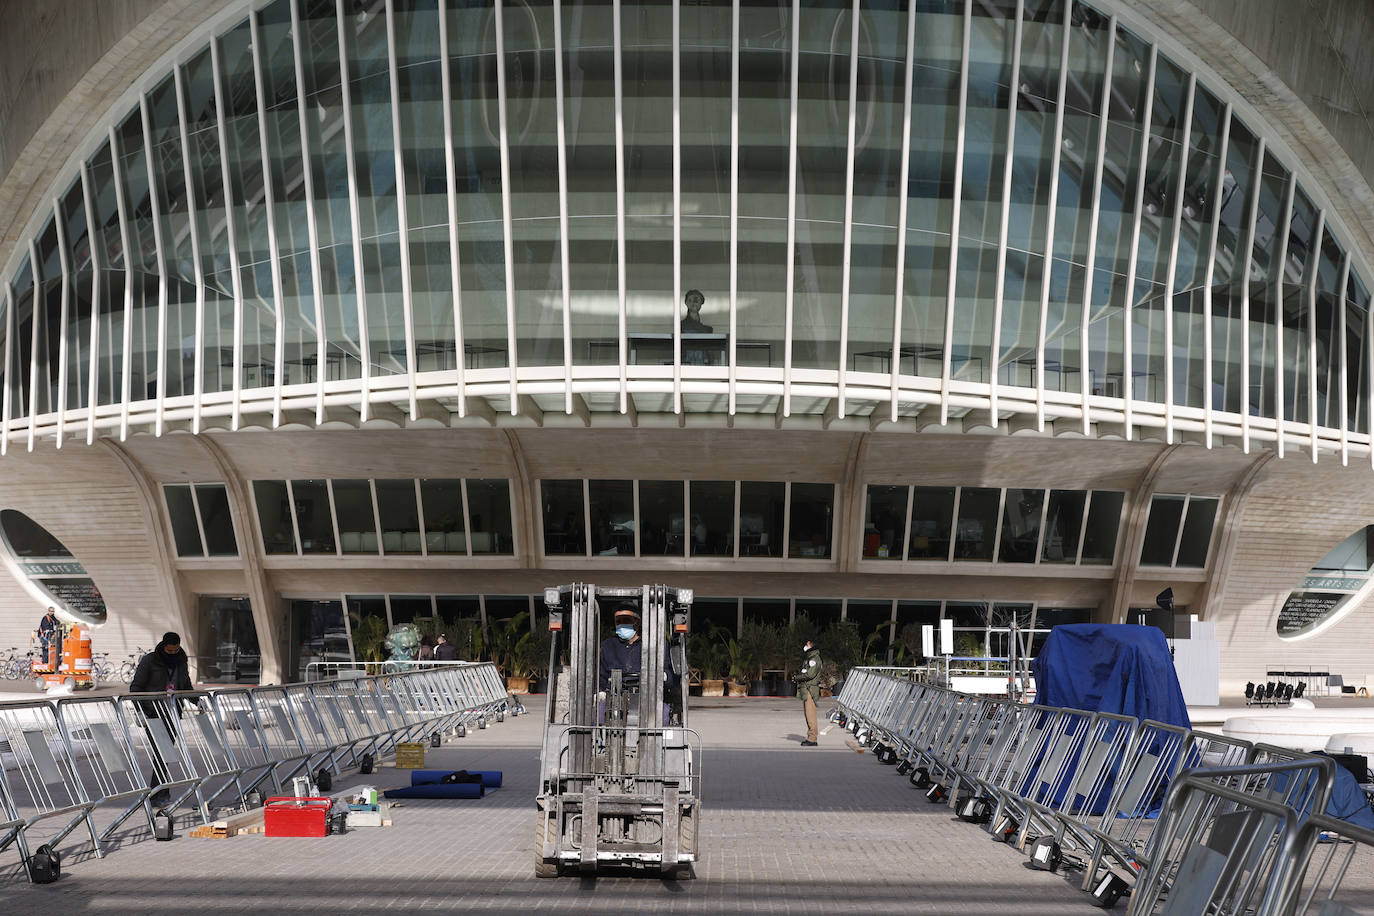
xmin=535 ymin=584 xmax=700 ymax=878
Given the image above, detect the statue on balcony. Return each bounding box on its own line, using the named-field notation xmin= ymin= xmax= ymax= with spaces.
xmin=681 ymin=289 xmax=713 ymax=334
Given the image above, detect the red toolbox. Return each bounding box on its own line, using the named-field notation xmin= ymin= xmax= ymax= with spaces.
xmin=264 ymin=797 xmax=333 ymax=837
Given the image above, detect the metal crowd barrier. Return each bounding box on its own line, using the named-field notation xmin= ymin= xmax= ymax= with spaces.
xmin=0 ymin=662 xmax=514 ymax=882
xmin=833 ymin=667 xmax=1374 ymax=913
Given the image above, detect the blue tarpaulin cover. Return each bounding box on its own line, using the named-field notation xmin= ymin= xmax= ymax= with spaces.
xmin=1032 ymin=623 xmax=1191 ymax=730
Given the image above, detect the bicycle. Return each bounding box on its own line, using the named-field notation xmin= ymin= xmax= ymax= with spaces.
xmin=1 ymin=646 xmax=37 ymax=680
xmin=116 ymin=649 xmax=144 ymax=683
xmin=90 ymin=652 xmax=113 ymax=683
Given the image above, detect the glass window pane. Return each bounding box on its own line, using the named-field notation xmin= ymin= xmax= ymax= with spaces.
xmin=194 ymin=484 xmax=238 ymax=557
xmin=376 ymin=479 xmax=421 ymax=555
xmin=389 ymin=595 xmax=433 ymax=627
xmin=863 ymin=485 xmax=908 ymax=560
xmin=1177 ymin=497 xmax=1218 ymax=568
xmin=165 ymin=485 xmax=204 ymax=557
xmin=1081 ymin=490 xmax=1123 ymax=564
xmin=331 ymin=479 xmax=376 ymax=555
xmin=346 ymin=595 xmax=387 ymax=661
xmin=639 ymin=481 xmax=685 ymax=557
xmin=690 ymin=481 xmax=734 ymax=557
xmin=434 ymin=595 xmax=482 ymax=658
xmin=954 ymin=487 xmax=1000 ymax=561
xmin=253 ymin=480 xmax=296 ymax=555
xmin=1041 ymin=489 xmax=1085 ymax=563
xmin=998 ymin=488 xmax=1044 ymax=564
xmin=846 ymin=601 xmax=893 ymax=663
xmin=467 ymin=479 xmax=513 ymax=555
xmin=589 ymin=480 xmax=634 ymax=557
xmin=895 ymin=600 xmax=942 ymax=664
xmin=420 ymin=478 xmax=466 ymax=554
xmin=740 ymin=481 xmax=784 ymax=557
xmin=788 ymin=483 xmax=834 ymax=559
xmin=797 ymin=599 xmax=841 ymax=629
xmin=292 ymin=479 xmax=337 ymax=554
xmin=541 ymin=480 xmax=586 ymax=556
xmin=291 ymin=599 xmax=348 ymax=681
xmin=909 ymin=486 xmax=955 ymax=560
xmin=946 ymin=601 xmax=988 ymax=656
xmin=691 ymin=596 xmax=738 ymax=637
xmin=1140 ymin=494 xmax=1185 ymax=566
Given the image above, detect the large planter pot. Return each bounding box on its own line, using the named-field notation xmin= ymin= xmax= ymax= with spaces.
xmin=506 ymin=676 xmax=530 ymax=694
xmin=775 ymin=680 xmax=797 ymax=698
xmin=530 ymin=677 xmax=550 ymax=695
xmin=748 ymin=679 xmax=770 ymax=697
xmin=727 ymin=681 xmax=748 ymax=697
xmin=701 ymin=679 xmax=725 ymax=697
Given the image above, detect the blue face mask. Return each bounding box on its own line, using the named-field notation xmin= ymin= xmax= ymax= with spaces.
xmin=615 ymin=625 xmax=636 ymax=641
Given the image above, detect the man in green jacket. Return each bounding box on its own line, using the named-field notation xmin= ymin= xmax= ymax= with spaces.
xmin=794 ymin=639 xmax=822 ymax=746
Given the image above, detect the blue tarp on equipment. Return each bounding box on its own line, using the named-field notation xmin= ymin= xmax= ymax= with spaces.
xmin=1031 ymin=623 xmax=1191 ymax=729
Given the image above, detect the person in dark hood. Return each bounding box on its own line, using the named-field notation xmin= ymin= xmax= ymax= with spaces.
xmin=130 ymin=632 xmax=193 ymax=696
xmin=130 ymin=632 xmax=193 ymax=808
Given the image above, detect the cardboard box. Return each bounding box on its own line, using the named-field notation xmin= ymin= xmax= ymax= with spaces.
xmin=345 ymin=809 xmax=384 ymax=828
xmin=394 ymin=743 xmax=426 ymax=768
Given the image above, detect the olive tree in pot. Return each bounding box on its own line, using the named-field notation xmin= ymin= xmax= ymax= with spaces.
xmin=688 ymin=629 xmax=725 ymax=696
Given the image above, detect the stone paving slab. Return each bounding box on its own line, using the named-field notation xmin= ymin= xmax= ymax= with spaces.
xmin=3 ymin=696 xmax=1372 ymax=914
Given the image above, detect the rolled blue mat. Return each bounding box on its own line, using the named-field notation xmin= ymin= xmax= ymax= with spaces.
xmin=383 ymin=783 xmax=486 ymax=800
xmin=409 ymin=769 xmax=503 ymax=788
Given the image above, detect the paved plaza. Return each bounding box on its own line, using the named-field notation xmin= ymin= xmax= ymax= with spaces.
xmin=2 ymin=695 xmax=1133 ymax=915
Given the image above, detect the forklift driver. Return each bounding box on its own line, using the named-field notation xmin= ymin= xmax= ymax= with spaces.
xmin=597 ymin=605 xmax=679 ymax=723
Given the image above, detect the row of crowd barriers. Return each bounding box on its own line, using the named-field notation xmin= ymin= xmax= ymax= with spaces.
xmin=0 ymin=662 xmax=516 ymax=882
xmin=835 ymin=667 xmax=1374 ymax=915
xmin=302 ymin=659 xmax=493 ymax=682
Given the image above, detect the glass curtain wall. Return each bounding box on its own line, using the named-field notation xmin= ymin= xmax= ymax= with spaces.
xmin=0 ymin=0 xmax=1369 ymax=465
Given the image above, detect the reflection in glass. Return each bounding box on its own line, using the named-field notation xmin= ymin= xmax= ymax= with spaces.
xmin=589 ymin=480 xmax=634 ymax=557
xmin=909 ymin=486 xmax=955 ymax=559
xmin=788 ymin=483 xmax=834 ymax=559
xmin=690 ymin=480 xmax=734 ymax=557
xmin=293 ymin=479 xmax=337 ymax=555
xmin=389 ymin=595 xmax=433 ymax=627
xmin=165 ymin=485 xmax=203 ymax=557
xmin=195 ymin=483 xmax=238 ymax=557
xmin=331 ymin=479 xmax=376 ymax=555
xmin=864 ymin=485 xmax=908 ymax=559
xmin=1041 ymin=489 xmax=1084 ymax=563
xmin=420 ymin=478 xmax=466 ymax=554
xmin=1081 ymin=490 xmax=1122 ymax=564
xmin=739 ymin=481 xmax=784 ymax=558
xmin=542 ymin=480 xmax=585 ymax=556
xmin=998 ymin=488 xmax=1044 ymax=563
xmin=254 ymin=480 xmax=296 ymax=555
xmin=467 ymin=479 xmax=513 ymax=555
xmin=954 ymin=487 xmax=1000 ymax=561
xmin=376 ymin=479 xmax=421 ymax=555
xmin=1140 ymin=494 xmax=1185 ymax=566
xmin=639 ymin=481 xmax=684 ymax=557
xmin=1177 ymin=496 xmax=1218 ymax=568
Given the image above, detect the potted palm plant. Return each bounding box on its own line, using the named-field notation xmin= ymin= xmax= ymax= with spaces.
xmin=688 ymin=630 xmax=724 ymax=696
xmin=489 ymin=611 xmax=532 ymax=693
xmin=526 ymin=626 xmax=553 ymax=694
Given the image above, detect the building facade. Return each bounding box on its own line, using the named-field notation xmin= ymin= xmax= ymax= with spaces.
xmin=1 ymin=0 xmax=1373 ymax=691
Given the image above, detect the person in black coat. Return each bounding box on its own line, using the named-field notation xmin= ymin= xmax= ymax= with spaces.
xmin=130 ymin=631 xmax=194 ymax=696
xmin=130 ymin=632 xmax=193 ymax=806
xmin=433 ymin=634 xmax=459 ymax=661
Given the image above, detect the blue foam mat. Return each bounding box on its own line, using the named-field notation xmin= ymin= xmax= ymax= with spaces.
xmin=383 ymin=783 xmax=487 ymax=800
xmin=409 ymin=769 xmax=503 ymax=788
